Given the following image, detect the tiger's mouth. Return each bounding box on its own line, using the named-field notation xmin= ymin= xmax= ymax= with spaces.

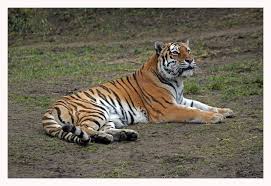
xmin=183 ymin=66 xmax=194 ymax=71
xmin=179 ymin=66 xmax=194 ymax=73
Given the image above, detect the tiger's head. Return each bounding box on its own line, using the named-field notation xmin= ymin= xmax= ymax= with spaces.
xmin=154 ymin=41 xmax=196 ymax=80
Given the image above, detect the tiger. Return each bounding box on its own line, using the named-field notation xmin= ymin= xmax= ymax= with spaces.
xmin=42 ymin=40 xmax=234 ymax=145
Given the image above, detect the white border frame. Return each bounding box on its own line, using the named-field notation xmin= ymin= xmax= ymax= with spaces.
xmin=1 ymin=1 xmax=269 ymax=186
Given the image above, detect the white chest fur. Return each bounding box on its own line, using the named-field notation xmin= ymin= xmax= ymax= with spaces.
xmin=173 ymin=78 xmax=184 ymax=104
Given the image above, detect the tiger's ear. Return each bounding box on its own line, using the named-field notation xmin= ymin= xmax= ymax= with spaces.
xmin=154 ymin=41 xmax=164 ymax=55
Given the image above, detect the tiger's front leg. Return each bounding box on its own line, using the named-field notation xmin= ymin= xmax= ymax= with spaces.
xmin=181 ymin=97 xmax=234 ymax=118
xmin=158 ymin=104 xmax=224 ymax=124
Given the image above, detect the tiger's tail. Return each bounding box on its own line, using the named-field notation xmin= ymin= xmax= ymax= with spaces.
xmin=42 ymin=109 xmax=91 ymax=146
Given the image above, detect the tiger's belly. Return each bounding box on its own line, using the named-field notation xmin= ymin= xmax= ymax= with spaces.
xmin=96 ymin=97 xmax=148 ymax=128
xmin=109 ymin=109 xmax=148 ymax=128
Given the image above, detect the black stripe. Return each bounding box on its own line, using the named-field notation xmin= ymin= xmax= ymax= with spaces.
xmin=88 ymin=102 xmax=108 ymax=112
xmin=60 ymin=98 xmax=80 ymax=112
xmin=71 ymin=126 xmax=76 ymax=133
xmin=126 ymin=75 xmax=141 ymax=99
xmin=110 ymin=89 xmax=124 ymax=110
xmin=108 ymin=96 xmax=116 ymax=107
xmin=109 ymin=81 xmax=117 ymax=86
xmin=132 ymin=73 xmax=153 ymax=104
xmin=104 ymin=96 xmax=116 ymax=107
xmin=68 ymin=112 xmax=75 ymax=124
xmin=42 ymin=115 xmax=53 ymax=120
xmin=71 ymin=134 xmax=76 ymax=141
xmin=167 ymin=61 xmax=175 ymax=67
xmin=90 ymin=119 xmax=101 ymax=128
xmin=71 ymin=94 xmax=81 ymax=100
xmin=79 ymin=109 xmax=106 ymax=120
xmin=55 ymin=100 xmax=70 ymax=110
xmin=190 ymin=101 xmax=194 ymax=107
xmin=132 ymin=73 xmax=162 ymax=115
xmin=89 ymin=89 xmax=95 ymax=94
xmin=63 ymin=133 xmax=69 ymax=140
xmin=78 ymin=131 xmax=84 ymax=138
xmin=152 ymin=70 xmax=177 ymax=98
xmin=90 ymin=115 xmax=104 ymax=120
xmin=127 ymin=73 xmax=153 ymax=116
xmin=75 ymin=92 xmax=84 ymax=99
xmin=61 ymin=131 xmax=66 ymax=139
xmin=124 ymin=98 xmax=136 ymax=115
xmin=80 ymin=118 xmax=101 ymax=128
xmin=79 ymin=114 xmax=104 ymax=122
xmin=82 ymin=91 xmax=96 ymax=101
xmin=161 ymin=97 xmax=173 ymax=104
xmin=128 ymin=111 xmax=134 ymax=125
xmin=120 ymin=78 xmax=137 ymax=108
xmin=100 ymin=96 xmax=114 ymax=108
xmin=165 ymin=53 xmax=170 ymax=62
xmin=99 ymin=100 xmax=118 ymax=114
xmin=121 ymin=109 xmax=128 ymax=123
xmin=69 ymin=98 xmax=107 ymax=113
xmin=55 ymin=107 xmax=66 ymax=124
xmin=91 ymin=112 xmax=106 ymax=120
xmin=138 ymin=87 xmax=152 ymax=103
xmin=98 ymin=85 xmax=112 ymax=93
xmin=116 ymin=78 xmax=136 ymax=115
xmin=96 ymin=89 xmax=107 ymax=100
xmin=141 ymin=86 xmax=167 ymax=109
xmin=96 ymin=90 xmax=117 ymax=110
xmin=68 ymin=100 xmax=90 ymax=109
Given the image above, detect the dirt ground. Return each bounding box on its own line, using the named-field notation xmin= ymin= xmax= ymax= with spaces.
xmin=8 ymin=9 xmax=263 ymax=178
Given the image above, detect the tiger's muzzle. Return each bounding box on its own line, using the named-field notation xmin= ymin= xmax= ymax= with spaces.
xmin=178 ymin=59 xmax=196 ymax=76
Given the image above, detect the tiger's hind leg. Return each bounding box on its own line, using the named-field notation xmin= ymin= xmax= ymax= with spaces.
xmin=42 ymin=108 xmax=91 ymax=146
xmin=43 ymin=104 xmax=112 ymax=145
xmin=62 ymin=123 xmax=114 ymax=144
xmin=77 ymin=119 xmax=114 ymax=144
xmin=99 ymin=121 xmax=139 ymax=142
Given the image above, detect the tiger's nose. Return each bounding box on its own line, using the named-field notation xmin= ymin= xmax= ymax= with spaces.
xmin=185 ymin=59 xmax=193 ymax=63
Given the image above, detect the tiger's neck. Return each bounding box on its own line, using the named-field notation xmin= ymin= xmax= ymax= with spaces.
xmin=137 ymin=53 xmax=185 ymax=104
xmin=132 ymin=53 xmax=159 ymax=82
xmin=140 ymin=53 xmax=158 ymax=72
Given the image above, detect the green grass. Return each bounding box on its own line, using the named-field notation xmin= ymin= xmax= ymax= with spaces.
xmin=8 ymin=38 xmax=143 ymax=111
xmin=184 ymin=58 xmax=263 ymax=101
xmin=185 ymin=80 xmax=201 ymax=94
xmin=8 ymin=44 xmax=138 ymax=84
xmin=192 ymin=40 xmax=210 ymax=59
xmin=9 ymin=93 xmax=52 ymax=109
xmin=207 ymin=76 xmax=226 ymax=91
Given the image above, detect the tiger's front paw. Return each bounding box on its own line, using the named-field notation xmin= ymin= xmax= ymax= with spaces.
xmin=209 ymin=113 xmax=224 ymax=124
xmin=218 ymin=108 xmax=234 ymax=118
xmin=92 ymin=133 xmax=114 ymax=144
xmin=118 ymin=129 xmax=139 ymax=141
